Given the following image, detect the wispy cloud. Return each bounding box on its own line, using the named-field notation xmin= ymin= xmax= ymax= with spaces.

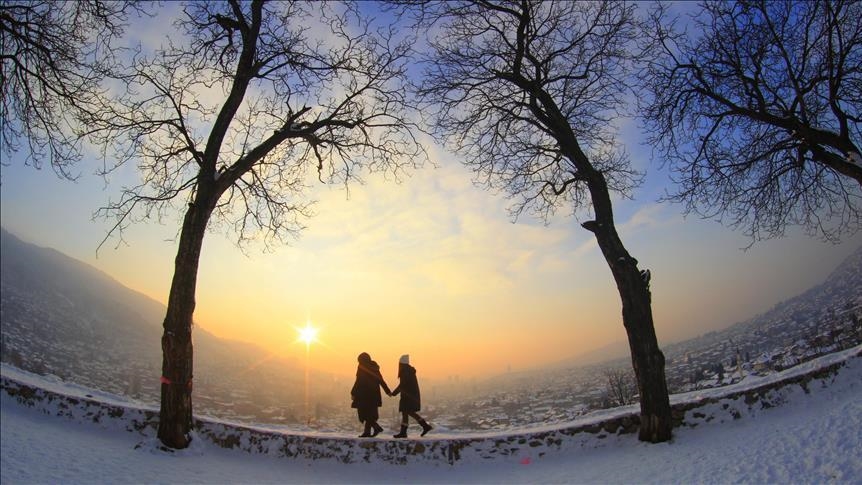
xmin=618 ymin=203 xmax=678 ymax=234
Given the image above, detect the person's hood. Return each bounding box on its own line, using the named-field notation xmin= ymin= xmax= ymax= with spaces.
xmin=358 ymin=360 xmax=380 ymax=374
xmin=398 ymin=362 xmax=415 ymax=377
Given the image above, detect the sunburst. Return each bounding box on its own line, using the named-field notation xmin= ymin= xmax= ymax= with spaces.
xmin=296 ymin=321 xmax=319 ymax=348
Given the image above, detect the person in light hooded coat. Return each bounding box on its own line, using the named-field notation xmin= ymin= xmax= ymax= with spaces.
xmin=390 ymin=354 xmax=432 ymax=438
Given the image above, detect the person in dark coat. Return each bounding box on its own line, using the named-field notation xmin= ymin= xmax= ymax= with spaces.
xmin=350 ymin=352 xmax=391 ymax=437
xmin=391 ymin=354 xmax=432 ymax=438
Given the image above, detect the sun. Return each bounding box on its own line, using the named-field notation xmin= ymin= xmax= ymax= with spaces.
xmin=296 ymin=322 xmax=319 ymax=347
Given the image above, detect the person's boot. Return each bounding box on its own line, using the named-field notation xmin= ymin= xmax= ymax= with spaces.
xmin=359 ymin=422 xmax=373 ymax=438
xmin=371 ymin=422 xmax=383 ymax=437
xmin=419 ymin=419 xmax=433 ymax=437
xmin=393 ymin=424 xmax=408 ymax=438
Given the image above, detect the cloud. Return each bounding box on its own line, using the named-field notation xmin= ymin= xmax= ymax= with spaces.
xmin=618 ymin=203 xmax=677 ymax=234
xmin=243 ymin=155 xmax=592 ymax=304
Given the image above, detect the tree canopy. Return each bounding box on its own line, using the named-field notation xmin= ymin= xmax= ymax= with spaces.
xmin=83 ymin=0 xmax=424 ymax=249
xmin=416 ymin=0 xmax=643 ymax=223
xmin=641 ymin=0 xmax=862 ymax=243
xmin=0 ymin=0 xmax=142 ymax=179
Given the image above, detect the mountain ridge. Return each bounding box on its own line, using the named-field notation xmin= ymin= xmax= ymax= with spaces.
xmin=1 ymin=226 xmax=342 ymax=427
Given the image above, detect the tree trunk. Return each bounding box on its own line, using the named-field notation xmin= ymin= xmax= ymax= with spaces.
xmin=584 ymin=175 xmax=673 ymax=443
xmin=617 ymin=273 xmax=673 ymax=442
xmin=157 ymin=196 xmax=212 ymax=449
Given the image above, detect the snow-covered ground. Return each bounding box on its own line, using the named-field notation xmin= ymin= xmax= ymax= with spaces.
xmin=2 ymin=349 xmax=861 ymax=484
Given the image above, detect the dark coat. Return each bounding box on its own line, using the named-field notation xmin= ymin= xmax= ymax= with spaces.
xmin=391 ymin=363 xmax=421 ymax=413
xmin=350 ymin=356 xmax=390 ymax=422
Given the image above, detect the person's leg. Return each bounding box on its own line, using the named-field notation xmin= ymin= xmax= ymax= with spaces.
xmin=359 ymin=419 xmax=373 ymax=437
xmin=409 ymin=412 xmax=432 ymax=436
xmin=393 ymin=412 xmax=409 ymax=438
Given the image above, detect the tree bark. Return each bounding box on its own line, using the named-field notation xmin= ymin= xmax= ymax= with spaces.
xmin=156 ymin=191 xmax=214 ymax=449
xmin=583 ymin=174 xmax=673 ymax=443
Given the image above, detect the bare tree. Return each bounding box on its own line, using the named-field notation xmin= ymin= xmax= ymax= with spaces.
xmin=79 ymin=0 xmax=424 ymax=449
xmin=412 ymin=0 xmax=672 ymax=442
xmin=641 ymin=0 xmax=862 ymax=243
xmin=604 ymin=367 xmax=637 ymax=407
xmin=0 ymin=0 xmax=143 ymax=179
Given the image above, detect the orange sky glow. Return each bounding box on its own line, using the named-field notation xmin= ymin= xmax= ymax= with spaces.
xmin=5 ymin=157 xmax=857 ymax=382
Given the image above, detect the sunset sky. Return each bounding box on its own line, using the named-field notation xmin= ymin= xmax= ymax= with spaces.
xmin=1 ymin=3 xmax=860 ymax=382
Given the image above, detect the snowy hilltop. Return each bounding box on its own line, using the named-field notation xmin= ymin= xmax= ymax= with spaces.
xmin=2 ymin=346 xmax=861 ymax=483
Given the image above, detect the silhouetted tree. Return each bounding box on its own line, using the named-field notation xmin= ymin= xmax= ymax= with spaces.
xmin=641 ymin=0 xmax=862 ymax=243
xmin=0 ymin=1 xmax=143 ymax=178
xmin=78 ymin=0 xmax=424 ymax=449
xmin=412 ymin=0 xmax=672 ymax=442
xmin=604 ymin=368 xmax=637 ymax=407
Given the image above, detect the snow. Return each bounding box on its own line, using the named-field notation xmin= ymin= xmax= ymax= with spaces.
xmin=3 ymin=348 xmax=862 ymax=484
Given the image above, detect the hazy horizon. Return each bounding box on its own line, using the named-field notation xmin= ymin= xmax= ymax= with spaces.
xmin=0 ymin=214 xmax=857 ymax=383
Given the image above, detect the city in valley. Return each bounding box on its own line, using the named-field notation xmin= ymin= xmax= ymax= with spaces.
xmin=2 ymin=229 xmax=859 ymax=435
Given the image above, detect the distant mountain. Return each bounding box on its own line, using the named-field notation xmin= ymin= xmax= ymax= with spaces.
xmin=568 ymin=246 xmax=861 ymax=369
xmin=0 ymin=227 xmax=345 ymax=425
xmin=664 ymin=245 xmax=862 ymax=358
xmin=477 ymin=244 xmax=861 ymax=398
xmin=1 ymin=228 xmax=163 ymax=382
xmin=554 ymin=339 xmax=631 ymax=368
